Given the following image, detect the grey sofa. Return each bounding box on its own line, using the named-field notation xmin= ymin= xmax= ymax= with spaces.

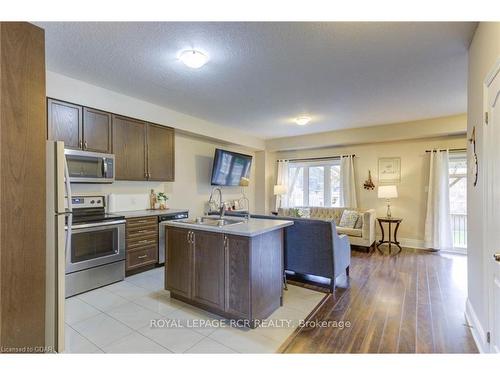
xmin=235 ymin=213 xmax=351 ymax=292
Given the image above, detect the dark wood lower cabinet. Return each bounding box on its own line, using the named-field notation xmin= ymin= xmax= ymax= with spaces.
xmin=166 ymin=227 xmax=192 ymax=298
xmin=192 ymin=230 xmax=225 ymax=310
xmin=166 ymin=226 xmax=284 ymax=327
xmin=125 ymin=217 xmax=158 ymax=275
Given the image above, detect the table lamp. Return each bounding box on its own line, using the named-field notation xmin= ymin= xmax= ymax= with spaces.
xmin=274 ymin=184 xmax=288 ymax=210
xmin=378 ymin=185 xmax=398 ymax=218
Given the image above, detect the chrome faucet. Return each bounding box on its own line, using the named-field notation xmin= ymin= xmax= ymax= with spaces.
xmin=209 ymin=187 xmax=225 ymax=219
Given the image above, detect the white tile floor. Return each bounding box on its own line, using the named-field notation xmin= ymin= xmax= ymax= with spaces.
xmin=65 ymin=267 xmax=325 ymax=354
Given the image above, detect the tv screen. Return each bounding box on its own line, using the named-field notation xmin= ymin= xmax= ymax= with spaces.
xmin=210 ymin=149 xmax=252 ymax=186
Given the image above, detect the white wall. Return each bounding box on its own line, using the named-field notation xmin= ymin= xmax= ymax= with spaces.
xmin=270 ymin=133 xmax=466 ymax=247
xmin=47 ymin=72 xmax=257 ymax=217
xmin=466 ymin=22 xmax=500 ymax=352
xmin=266 ymin=114 xmax=467 ymax=151
xmin=71 ymin=133 xmax=256 ymax=217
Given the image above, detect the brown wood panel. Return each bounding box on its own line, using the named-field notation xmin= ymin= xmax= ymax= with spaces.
xmin=225 ymin=235 xmax=251 ymax=318
xmin=166 ymin=227 xmax=192 ymax=298
xmin=0 ymin=22 xmax=46 ymax=351
xmin=250 ymin=229 xmax=283 ymax=320
xmin=279 ymin=248 xmax=478 ymax=354
xmin=126 ymin=246 xmax=158 ymax=271
xmin=191 ymin=230 xmax=225 ymax=310
xmin=112 ymin=115 xmax=147 ymax=180
xmin=47 ymin=98 xmax=82 ymax=149
xmin=83 ymin=107 xmax=111 ymax=153
xmin=126 ymin=216 xmax=157 ymax=226
xmin=146 ymin=123 xmax=174 ymax=181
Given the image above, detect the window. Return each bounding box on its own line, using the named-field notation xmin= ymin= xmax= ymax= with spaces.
xmin=449 ymin=152 xmax=467 ymax=249
xmin=287 ymin=159 xmax=341 ymax=207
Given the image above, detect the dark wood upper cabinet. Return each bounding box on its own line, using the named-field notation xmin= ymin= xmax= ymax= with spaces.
xmin=112 ymin=115 xmax=147 ymax=181
xmin=192 ymin=230 xmax=225 ymax=310
xmin=146 ymin=123 xmax=175 ymax=182
xmin=47 ymin=99 xmax=82 ymax=149
xmin=166 ymin=227 xmax=192 ymax=299
xmin=48 ymin=99 xmax=176 ymax=182
xmin=83 ymin=107 xmax=111 ymax=153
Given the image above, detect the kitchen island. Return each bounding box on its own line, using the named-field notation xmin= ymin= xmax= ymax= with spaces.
xmin=164 ymin=217 xmax=294 ymax=327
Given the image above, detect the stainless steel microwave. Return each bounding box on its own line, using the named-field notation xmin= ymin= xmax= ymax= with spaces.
xmin=65 ymin=149 xmax=115 ymax=183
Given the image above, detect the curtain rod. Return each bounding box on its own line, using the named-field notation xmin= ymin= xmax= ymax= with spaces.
xmin=425 ymin=148 xmax=466 ymax=153
xmin=277 ymin=154 xmax=355 ymax=163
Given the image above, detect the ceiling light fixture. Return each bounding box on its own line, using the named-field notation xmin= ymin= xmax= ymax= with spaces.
xmin=178 ymin=50 xmax=209 ymax=69
xmin=294 ymin=115 xmax=312 ymax=126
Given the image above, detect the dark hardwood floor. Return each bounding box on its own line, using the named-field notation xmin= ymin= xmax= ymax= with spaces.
xmin=280 ymin=248 xmax=478 ymax=353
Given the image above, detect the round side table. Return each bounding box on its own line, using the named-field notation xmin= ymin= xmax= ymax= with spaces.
xmin=376 ymin=217 xmax=403 ymax=255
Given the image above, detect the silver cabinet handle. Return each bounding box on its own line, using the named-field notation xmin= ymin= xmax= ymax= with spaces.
xmin=137 ymin=254 xmax=148 ymax=259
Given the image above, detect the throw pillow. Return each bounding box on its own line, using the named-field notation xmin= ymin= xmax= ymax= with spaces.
xmin=355 ymin=213 xmax=363 ymax=229
xmin=339 ymin=210 xmax=360 ymax=228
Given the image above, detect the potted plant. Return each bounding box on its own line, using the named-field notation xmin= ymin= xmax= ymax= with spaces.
xmin=157 ymin=192 xmax=168 ymax=210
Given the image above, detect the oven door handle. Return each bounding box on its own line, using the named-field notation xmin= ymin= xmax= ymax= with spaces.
xmin=70 ymin=220 xmax=126 ymax=230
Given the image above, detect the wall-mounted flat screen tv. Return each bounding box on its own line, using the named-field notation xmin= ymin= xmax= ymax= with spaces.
xmin=210 ymin=148 xmax=252 ymax=186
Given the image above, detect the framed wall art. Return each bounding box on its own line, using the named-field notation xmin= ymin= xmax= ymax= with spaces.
xmin=378 ymin=157 xmax=401 ymax=184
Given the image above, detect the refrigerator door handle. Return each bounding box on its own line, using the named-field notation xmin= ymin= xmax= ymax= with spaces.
xmin=64 ymin=157 xmax=73 ymax=256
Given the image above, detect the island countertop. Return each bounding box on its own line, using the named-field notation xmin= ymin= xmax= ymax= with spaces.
xmin=163 ymin=217 xmax=293 ymax=237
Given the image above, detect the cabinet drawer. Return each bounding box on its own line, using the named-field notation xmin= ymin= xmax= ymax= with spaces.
xmin=127 ymin=236 xmax=157 ymax=250
xmin=126 ymin=216 xmax=157 ymax=227
xmin=127 ymin=246 xmax=158 ymax=270
xmin=127 ymin=225 xmax=158 ymax=239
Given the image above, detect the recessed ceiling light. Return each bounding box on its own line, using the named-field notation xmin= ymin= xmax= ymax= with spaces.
xmin=294 ymin=116 xmax=311 ymax=126
xmin=178 ymin=50 xmax=209 ymax=69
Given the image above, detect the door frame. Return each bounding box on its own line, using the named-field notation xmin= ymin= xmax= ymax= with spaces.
xmin=483 ymin=57 xmax=500 ymax=353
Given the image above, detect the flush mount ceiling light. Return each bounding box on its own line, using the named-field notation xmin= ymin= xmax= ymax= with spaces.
xmin=294 ymin=115 xmax=312 ymax=126
xmin=178 ymin=50 xmax=209 ymax=69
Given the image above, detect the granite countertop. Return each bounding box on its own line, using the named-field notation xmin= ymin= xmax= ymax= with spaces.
xmin=110 ymin=208 xmax=189 ymax=218
xmin=163 ymin=217 xmax=293 ymax=237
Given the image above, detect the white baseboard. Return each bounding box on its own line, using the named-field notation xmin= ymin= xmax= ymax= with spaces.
xmin=465 ymin=298 xmax=489 ymax=353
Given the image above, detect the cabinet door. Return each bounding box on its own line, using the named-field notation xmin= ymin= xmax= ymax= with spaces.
xmin=47 ymin=99 xmax=82 ymax=149
xmin=112 ymin=115 xmax=147 ymax=180
xmin=83 ymin=107 xmax=111 ymax=153
xmin=166 ymin=227 xmax=192 ymax=298
xmin=146 ymin=123 xmax=175 ymax=181
xmin=192 ymin=230 xmax=225 ymax=310
xmin=225 ymin=235 xmax=251 ymax=318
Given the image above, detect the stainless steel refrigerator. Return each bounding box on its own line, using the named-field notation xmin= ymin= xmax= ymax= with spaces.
xmin=46 ymin=140 xmax=72 ymax=353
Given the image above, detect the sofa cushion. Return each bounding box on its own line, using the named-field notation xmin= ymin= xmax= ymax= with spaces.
xmin=339 ymin=210 xmax=359 ymax=228
xmin=337 ymin=227 xmax=363 ymax=237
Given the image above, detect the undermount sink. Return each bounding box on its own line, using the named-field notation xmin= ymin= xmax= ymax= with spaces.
xmin=179 ymin=216 xmax=245 ymax=227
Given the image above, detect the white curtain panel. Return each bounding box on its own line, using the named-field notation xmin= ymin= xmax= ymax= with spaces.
xmin=424 ymin=150 xmax=453 ymax=250
xmin=339 ymin=155 xmax=358 ymax=208
xmin=275 ymin=160 xmax=289 ymax=211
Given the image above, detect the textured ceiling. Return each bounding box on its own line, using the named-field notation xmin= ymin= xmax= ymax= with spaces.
xmin=38 ymin=22 xmax=476 ymax=139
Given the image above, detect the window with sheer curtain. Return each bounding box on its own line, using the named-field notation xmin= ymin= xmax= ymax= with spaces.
xmin=287 ymin=159 xmax=341 ymax=207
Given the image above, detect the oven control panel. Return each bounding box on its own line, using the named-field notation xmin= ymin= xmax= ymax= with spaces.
xmin=71 ymin=196 xmax=105 ymax=208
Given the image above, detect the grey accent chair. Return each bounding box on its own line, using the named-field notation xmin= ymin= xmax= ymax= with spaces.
xmin=248 ymin=214 xmax=351 ymax=292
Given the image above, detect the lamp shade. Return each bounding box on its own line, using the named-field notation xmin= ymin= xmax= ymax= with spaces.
xmin=378 ymin=185 xmax=398 ymax=199
xmin=274 ymin=184 xmax=287 ymax=195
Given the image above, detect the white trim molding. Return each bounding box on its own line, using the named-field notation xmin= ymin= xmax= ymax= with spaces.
xmin=465 ymin=298 xmax=489 ymax=353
